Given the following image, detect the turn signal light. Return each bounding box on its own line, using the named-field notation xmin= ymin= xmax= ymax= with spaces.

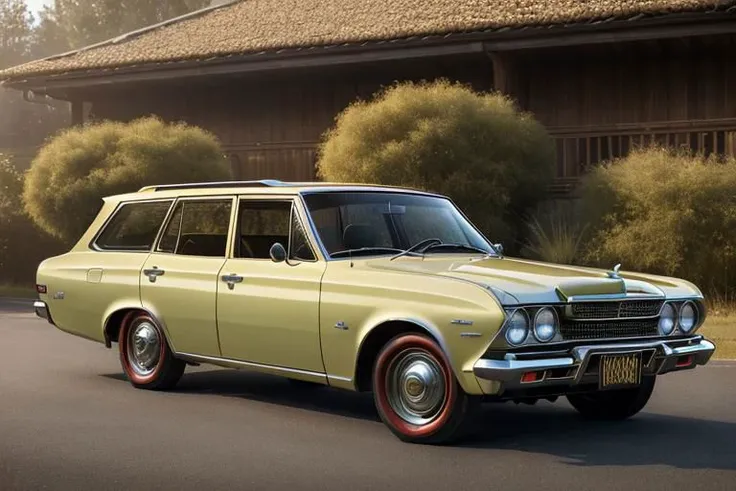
xmin=676 ymin=355 xmax=694 ymax=368
xmin=521 ymin=371 xmax=544 ymax=383
xmin=36 ymin=284 xmax=47 ymax=294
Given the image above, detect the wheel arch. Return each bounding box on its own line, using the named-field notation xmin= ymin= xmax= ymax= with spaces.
xmin=103 ymin=305 xmax=173 ymax=350
xmin=353 ymin=318 xmax=450 ymax=392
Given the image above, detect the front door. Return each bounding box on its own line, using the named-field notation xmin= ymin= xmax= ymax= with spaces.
xmin=140 ymin=197 xmax=234 ymax=357
xmin=217 ymin=198 xmax=326 ymax=373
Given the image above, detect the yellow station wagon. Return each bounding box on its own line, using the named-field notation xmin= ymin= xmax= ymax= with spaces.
xmin=34 ymin=181 xmax=715 ymax=443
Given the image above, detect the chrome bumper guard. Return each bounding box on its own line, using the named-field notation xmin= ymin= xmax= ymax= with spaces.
xmin=34 ymin=301 xmax=54 ymax=324
xmin=473 ymin=336 xmax=715 ymax=391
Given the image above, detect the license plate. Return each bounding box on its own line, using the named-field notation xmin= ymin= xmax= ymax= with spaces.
xmin=599 ymin=352 xmax=642 ymax=390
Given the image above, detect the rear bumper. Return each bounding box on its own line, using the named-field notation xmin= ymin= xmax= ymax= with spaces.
xmin=33 ymin=301 xmax=55 ymax=325
xmin=473 ymin=336 xmax=715 ymax=394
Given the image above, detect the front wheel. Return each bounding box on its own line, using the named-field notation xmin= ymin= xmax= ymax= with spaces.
xmin=372 ymin=333 xmax=474 ymax=444
xmin=118 ymin=312 xmax=185 ymax=390
xmin=567 ymin=375 xmax=656 ymax=420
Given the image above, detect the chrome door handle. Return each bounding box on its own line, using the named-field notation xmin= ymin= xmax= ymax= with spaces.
xmin=222 ymin=274 xmax=244 ymax=290
xmin=143 ymin=268 xmax=165 ymax=283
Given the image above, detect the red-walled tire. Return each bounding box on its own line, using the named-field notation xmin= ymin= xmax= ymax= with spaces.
xmin=118 ymin=312 xmax=185 ymax=390
xmin=372 ymin=333 xmax=475 ymax=444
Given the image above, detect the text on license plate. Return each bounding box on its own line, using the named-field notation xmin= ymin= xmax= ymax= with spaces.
xmin=600 ymin=352 xmax=642 ymax=389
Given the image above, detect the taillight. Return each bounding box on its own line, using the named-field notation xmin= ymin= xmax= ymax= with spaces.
xmin=36 ymin=284 xmax=47 ymax=294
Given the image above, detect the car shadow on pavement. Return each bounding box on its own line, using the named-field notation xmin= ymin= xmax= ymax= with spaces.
xmin=103 ymin=368 xmax=736 ymax=471
xmin=155 ymin=368 xmax=381 ymax=422
xmin=463 ymin=403 xmax=736 ymax=471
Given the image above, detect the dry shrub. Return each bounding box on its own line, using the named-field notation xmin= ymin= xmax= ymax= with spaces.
xmin=580 ymin=146 xmax=736 ymax=296
xmin=24 ymin=117 xmax=230 ymax=242
xmin=317 ymin=80 xmax=555 ymax=247
xmin=522 ymin=200 xmax=588 ymax=265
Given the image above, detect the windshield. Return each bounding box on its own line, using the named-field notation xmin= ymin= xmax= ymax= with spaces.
xmin=302 ymin=192 xmax=496 ymax=258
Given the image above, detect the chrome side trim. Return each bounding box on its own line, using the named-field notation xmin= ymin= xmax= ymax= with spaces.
xmin=174 ymin=352 xmax=328 ymax=383
xmin=326 ymin=374 xmax=353 ymax=383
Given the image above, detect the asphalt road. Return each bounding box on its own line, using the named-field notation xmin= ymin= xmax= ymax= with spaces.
xmin=1 ymin=299 xmax=735 ymax=491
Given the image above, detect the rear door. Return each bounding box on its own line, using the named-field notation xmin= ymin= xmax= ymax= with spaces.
xmin=140 ymin=196 xmax=235 ymax=357
xmin=47 ymin=199 xmax=174 ymax=343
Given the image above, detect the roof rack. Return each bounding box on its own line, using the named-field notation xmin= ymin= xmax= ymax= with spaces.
xmin=138 ymin=180 xmax=288 ymax=192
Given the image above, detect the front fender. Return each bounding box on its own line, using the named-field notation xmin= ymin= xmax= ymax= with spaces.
xmin=319 ymin=261 xmax=506 ymax=395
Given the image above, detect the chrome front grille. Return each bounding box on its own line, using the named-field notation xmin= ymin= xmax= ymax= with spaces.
xmin=560 ymin=319 xmax=659 ymax=341
xmin=570 ymin=300 xmax=663 ymax=320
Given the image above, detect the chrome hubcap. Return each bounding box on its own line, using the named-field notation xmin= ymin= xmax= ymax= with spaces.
xmin=127 ymin=321 xmax=161 ymax=376
xmin=387 ymin=350 xmax=447 ymax=425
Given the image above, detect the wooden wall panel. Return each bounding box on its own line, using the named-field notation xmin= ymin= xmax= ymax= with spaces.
xmin=523 ymin=36 xmax=736 ymax=128
xmin=86 ymin=34 xmax=734 ymax=189
xmin=88 ymin=54 xmax=492 ymax=182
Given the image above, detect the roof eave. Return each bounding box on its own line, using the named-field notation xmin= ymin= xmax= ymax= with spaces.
xmin=4 ymin=11 xmax=735 ymax=93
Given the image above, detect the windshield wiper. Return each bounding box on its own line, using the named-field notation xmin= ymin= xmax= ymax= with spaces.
xmin=331 ymin=247 xmax=419 ymax=258
xmin=422 ymin=243 xmax=493 ymax=255
xmin=390 ymin=238 xmax=442 ymax=261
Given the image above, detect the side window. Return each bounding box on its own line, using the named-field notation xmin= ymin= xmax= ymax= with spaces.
xmin=95 ymin=201 xmax=172 ymax=251
xmin=236 ymin=200 xmax=315 ymax=261
xmin=237 ymin=201 xmax=290 ymax=259
xmin=157 ymin=199 xmax=232 ymax=257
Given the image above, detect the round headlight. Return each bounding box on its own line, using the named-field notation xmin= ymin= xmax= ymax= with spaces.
xmin=533 ymin=307 xmax=558 ymax=343
xmin=505 ymin=309 xmax=529 ymax=346
xmin=679 ymin=301 xmax=698 ymax=333
xmin=658 ymin=303 xmax=676 ymax=336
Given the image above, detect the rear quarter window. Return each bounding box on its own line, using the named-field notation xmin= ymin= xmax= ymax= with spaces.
xmin=94 ymin=201 xmax=173 ymax=251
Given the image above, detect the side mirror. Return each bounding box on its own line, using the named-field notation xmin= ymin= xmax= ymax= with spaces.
xmin=269 ymin=242 xmax=287 ymax=263
xmin=493 ymin=243 xmax=504 ymax=255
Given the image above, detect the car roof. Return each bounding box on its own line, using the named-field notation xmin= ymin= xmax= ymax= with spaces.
xmin=105 ymin=180 xmax=445 ymax=202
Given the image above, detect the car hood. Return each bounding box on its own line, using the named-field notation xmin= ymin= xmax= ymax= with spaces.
xmin=364 ymin=256 xmax=702 ymax=305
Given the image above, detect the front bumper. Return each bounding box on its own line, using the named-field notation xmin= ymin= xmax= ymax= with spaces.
xmin=473 ymin=335 xmax=715 ymax=394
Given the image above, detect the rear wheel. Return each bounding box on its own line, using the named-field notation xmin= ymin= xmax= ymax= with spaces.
xmin=567 ymin=376 xmax=656 ymax=420
xmin=118 ymin=312 xmax=185 ymax=390
xmin=372 ymin=333 xmax=474 ymax=444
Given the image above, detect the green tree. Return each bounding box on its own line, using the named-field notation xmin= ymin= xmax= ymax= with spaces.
xmin=317 ymin=80 xmax=555 ymax=247
xmin=24 ymin=117 xmax=230 ymax=242
xmin=35 ymin=0 xmax=211 ymax=53
xmin=0 ymin=0 xmax=68 ymax=168
xmin=0 ymin=0 xmax=32 ymax=68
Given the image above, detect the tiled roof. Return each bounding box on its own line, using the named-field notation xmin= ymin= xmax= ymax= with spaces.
xmin=2 ymin=0 xmax=734 ymax=81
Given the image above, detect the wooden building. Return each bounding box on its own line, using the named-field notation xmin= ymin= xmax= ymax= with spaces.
xmin=2 ymin=0 xmax=735 ymax=194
